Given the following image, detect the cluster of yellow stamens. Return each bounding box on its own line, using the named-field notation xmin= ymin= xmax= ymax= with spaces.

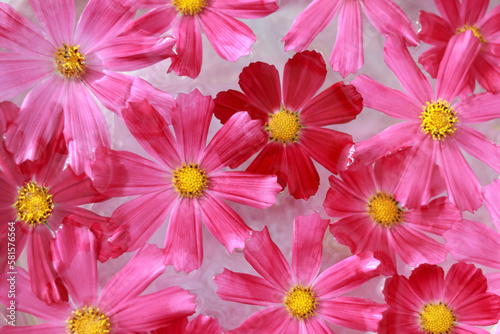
xmin=419 ymin=301 xmax=456 ymax=334
xmin=14 ymin=181 xmax=54 ymax=226
xmin=172 ymin=0 xmax=206 ymax=15
xmin=456 ymin=24 xmax=487 ymax=44
xmin=172 ymin=163 xmax=208 ymax=198
xmin=367 ymin=192 xmax=403 ymax=227
xmin=265 ymin=107 xmax=303 ymax=145
xmin=54 ymin=43 xmax=87 ymax=78
xmin=283 ymin=285 xmax=317 ymax=320
xmin=420 ymin=99 xmax=458 ymax=141
xmin=66 ymin=306 xmax=111 ymax=334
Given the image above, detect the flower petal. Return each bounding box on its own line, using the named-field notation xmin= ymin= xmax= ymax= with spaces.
xmin=185 ymin=315 xmax=223 ymax=334
xmin=404 ymin=197 xmax=461 ymax=235
xmin=210 ymin=0 xmax=278 ymax=18
xmin=418 ymin=45 xmax=447 ymax=79
xmin=454 ymin=125 xmax=500 ymax=172
xmin=238 ymin=61 xmax=281 ymax=114
xmin=214 ymin=89 xmax=268 ymax=124
xmin=407 ymin=263 xmax=445 ymax=304
xmin=484 ymin=180 xmax=500 ymax=231
xmin=29 ymin=0 xmax=74 ymax=47
xmin=472 ymin=53 xmax=500 ymax=93
xmin=478 ymin=5 xmax=500 ymax=37
xmin=460 ymin=0 xmax=488 ymax=25
xmin=169 ymin=15 xmax=202 ymax=79
xmin=246 ymin=142 xmax=286 ymax=184
xmin=418 ymin=11 xmax=454 ymax=45
xmin=83 ymin=70 xmax=133 ymax=114
xmin=434 ymin=0 xmax=460 ymax=25
xmin=284 ymin=143 xmax=320 ymax=200
xmin=456 ymin=92 xmax=500 ymax=123
xmin=119 ymin=5 xmax=178 ymax=36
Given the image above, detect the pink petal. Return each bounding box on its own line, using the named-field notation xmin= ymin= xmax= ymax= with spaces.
xmin=408 ymin=263 xmax=445 ymax=304
xmin=208 ymin=171 xmax=281 ymax=209
xmin=231 ymin=306 xmax=297 ymax=334
xmin=282 ymin=50 xmax=326 ymax=112
xmin=0 ymin=323 xmax=66 ymax=333
xmin=299 ymin=127 xmax=354 ymax=174
xmin=198 ymin=8 xmax=255 ymax=61
xmin=456 ymin=92 xmax=500 ymax=123
xmin=382 ymin=273 xmax=425 ymax=313
xmin=404 ymin=197 xmax=461 ymax=235
xmin=210 ymin=0 xmax=278 ymax=18
xmin=454 ymin=325 xmax=491 ymax=334
xmin=334 ymin=161 xmax=377 ymax=198
xmin=284 ymin=143 xmax=320 ymax=200
xmin=0 ymin=101 xmax=18 ymax=135
xmin=214 ymin=89 xmax=268 ymax=124
xmin=128 ymin=77 xmax=174 ymax=124
xmin=300 ymin=82 xmax=363 ymax=126
xmin=361 ymin=0 xmax=418 ymax=45
xmin=484 ymin=180 xmax=500 ymax=231
xmin=486 ymin=272 xmax=500 ymax=295
xmin=215 ymin=269 xmax=284 ymax=305
xmin=436 ymin=139 xmax=482 ymax=212
xmin=324 ymin=185 xmax=368 ymax=218
xmin=435 ymin=0 xmax=461 ymax=25
xmin=198 ymin=193 xmax=252 ymax=253
xmin=303 ymin=317 xmax=334 ymax=334
xmin=472 ymin=53 xmax=500 ymax=93
xmin=292 ymin=213 xmax=329 ymax=286
xmin=169 ymin=15 xmax=202 ymax=79
xmin=119 ymin=5 xmax=178 ymax=36
xmin=52 ymin=224 xmax=98 ymax=307
xmin=98 ymin=244 xmax=166 ymax=314
xmin=185 ymin=315 xmax=223 ymax=334
xmin=478 ymin=5 xmax=500 ymax=37
xmin=246 ymin=142 xmax=286 ymax=184
xmin=111 ymin=287 xmax=196 ymax=330
xmin=83 ymin=70 xmax=133 ymax=114
xmin=418 ymin=45 xmax=447 ymax=78
xmin=163 ymin=198 xmax=203 ymax=273
xmin=330 ymin=0 xmax=363 ymax=77
xmin=418 ymin=11 xmax=454 ymax=45
xmin=350 ymin=74 xmax=422 ymax=120
xmin=313 ymin=252 xmax=380 ymax=298
xmin=460 ymin=0 xmax=488 ymax=25
xmin=282 ymin=0 xmax=341 ymax=52
xmin=454 ymin=125 xmax=500 ymax=172
xmin=238 ymin=61 xmax=281 ymax=114
xmin=29 ymin=0 xmax=74 ymax=46
xmin=318 ymin=297 xmax=387 ymax=332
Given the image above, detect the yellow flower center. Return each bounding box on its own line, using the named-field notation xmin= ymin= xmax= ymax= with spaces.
xmin=367 ymin=192 xmax=403 ymax=227
xmin=14 ymin=181 xmax=54 ymax=226
xmin=172 ymin=163 xmax=208 ymax=198
xmin=66 ymin=306 xmax=111 ymax=334
xmin=456 ymin=24 xmax=486 ymax=44
xmin=172 ymin=0 xmax=206 ymax=15
xmin=283 ymin=285 xmax=317 ymax=320
xmin=265 ymin=107 xmax=303 ymax=145
xmin=419 ymin=301 xmax=456 ymax=334
xmin=54 ymin=43 xmax=86 ymax=78
xmin=420 ymin=99 xmax=458 ymax=141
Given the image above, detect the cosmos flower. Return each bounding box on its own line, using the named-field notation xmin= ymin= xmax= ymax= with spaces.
xmin=214 ymin=51 xmax=363 ymax=200
xmin=91 ymin=89 xmax=282 ymax=273
xmin=324 ymin=150 xmax=462 ymax=276
xmin=352 ymin=34 xmax=500 ymax=212
xmin=379 ymin=262 xmax=500 ymax=334
xmin=282 ymin=0 xmax=418 ymax=77
xmin=130 ymin=0 xmax=279 ymax=78
xmin=0 ymin=0 xmax=176 ymax=176
xmin=215 ymin=213 xmax=386 ymax=333
xmin=0 ymin=225 xmax=196 ymax=333
xmin=419 ymin=0 xmax=500 ymax=94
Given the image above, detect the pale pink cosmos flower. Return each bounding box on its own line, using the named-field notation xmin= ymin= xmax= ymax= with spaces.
xmin=324 ymin=150 xmax=462 ymax=276
xmin=282 ymin=0 xmax=418 ymax=77
xmin=0 ymin=0 xmax=176 ymax=176
xmin=130 ymin=0 xmax=279 ymax=78
xmin=379 ymin=262 xmax=500 ymax=333
xmin=215 ymin=213 xmax=387 ymax=333
xmin=91 ymin=89 xmax=282 ymax=273
xmin=352 ymin=34 xmax=500 ymax=212
xmin=419 ymin=0 xmax=500 ymax=94
xmin=0 ymin=225 xmax=197 ymax=333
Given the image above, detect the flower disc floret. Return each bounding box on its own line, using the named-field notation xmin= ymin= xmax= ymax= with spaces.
xmin=283 ymin=285 xmax=317 ymax=320
xmin=14 ymin=181 xmax=54 ymax=226
xmin=54 ymin=43 xmax=87 ymax=78
xmin=456 ymin=25 xmax=486 ymax=44
xmin=66 ymin=306 xmax=111 ymax=334
xmin=367 ymin=192 xmax=403 ymax=227
xmin=265 ymin=107 xmax=302 ymax=144
xmin=172 ymin=163 xmax=208 ymax=198
xmin=420 ymin=99 xmax=458 ymax=141
xmin=172 ymin=0 xmax=206 ymax=15
xmin=419 ymin=301 xmax=456 ymax=334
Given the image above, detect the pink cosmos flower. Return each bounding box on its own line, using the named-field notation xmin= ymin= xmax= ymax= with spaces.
xmin=0 ymin=225 xmax=196 ymax=333
xmin=91 ymin=89 xmax=282 ymax=273
xmin=0 ymin=0 xmax=176 ymax=176
xmin=152 ymin=315 xmax=223 ymax=334
xmin=282 ymin=0 xmax=418 ymax=77
xmin=214 ymin=51 xmax=363 ymax=200
xmin=419 ymin=0 xmax=500 ymax=94
xmin=324 ymin=150 xmax=462 ymax=276
xmin=352 ymin=34 xmax=500 ymax=212
xmin=0 ymin=102 xmax=113 ymax=305
xmin=215 ymin=213 xmax=387 ymax=333
xmin=130 ymin=0 xmax=278 ymax=78
xmin=378 ymin=262 xmax=500 ymax=334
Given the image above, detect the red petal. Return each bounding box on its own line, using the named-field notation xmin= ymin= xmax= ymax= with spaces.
xmin=169 ymin=15 xmax=202 ymax=79
xmin=238 ymin=61 xmax=281 ymax=114
xmin=284 ymin=143 xmax=319 ymax=200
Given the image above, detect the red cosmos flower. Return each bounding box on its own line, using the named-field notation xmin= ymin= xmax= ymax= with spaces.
xmin=379 ymin=262 xmax=500 ymax=334
xmin=215 ymin=213 xmax=387 ymax=333
xmin=214 ymin=51 xmax=363 ymax=200
xmin=91 ymin=89 xmax=282 ymax=273
xmin=419 ymin=0 xmax=500 ymax=93
xmin=324 ymin=150 xmax=462 ymax=276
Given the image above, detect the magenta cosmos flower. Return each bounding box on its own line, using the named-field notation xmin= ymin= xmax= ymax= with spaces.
xmin=324 ymin=150 xmax=462 ymax=276
xmin=0 ymin=225 xmax=196 ymax=333
xmin=131 ymin=0 xmax=278 ymax=78
xmin=419 ymin=0 xmax=500 ymax=93
xmin=0 ymin=0 xmax=176 ymax=176
xmin=215 ymin=213 xmax=387 ymax=333
xmin=0 ymin=102 xmax=114 ymax=305
xmin=281 ymin=0 xmax=418 ymax=77
xmin=91 ymin=89 xmax=282 ymax=273
xmin=214 ymin=51 xmax=363 ymax=200
xmin=352 ymin=34 xmax=500 ymax=212
xmin=378 ymin=262 xmax=500 ymax=334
